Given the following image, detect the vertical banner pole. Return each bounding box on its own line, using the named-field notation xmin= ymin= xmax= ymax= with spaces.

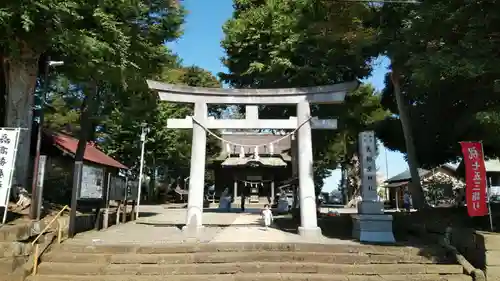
xmin=479 ymin=142 xmax=494 ymax=231
xmin=487 ymin=177 xmax=494 ymax=232
xmin=136 ymin=128 xmax=147 ymax=220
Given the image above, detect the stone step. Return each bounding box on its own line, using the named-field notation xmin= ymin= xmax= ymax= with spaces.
xmin=37 ymin=262 xmax=464 ymax=275
xmin=42 ymin=251 xmax=450 ymax=264
xmin=0 ymin=257 xmax=27 ymax=273
xmin=0 ymin=242 xmax=32 ymax=258
xmin=56 ymin=242 xmax=447 ymax=256
xmin=26 ymin=273 xmax=473 ymax=281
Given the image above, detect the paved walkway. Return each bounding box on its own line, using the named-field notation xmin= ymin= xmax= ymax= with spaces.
xmin=136 ymin=205 xmax=265 ymax=226
xmin=68 ymin=205 xmax=358 ymax=245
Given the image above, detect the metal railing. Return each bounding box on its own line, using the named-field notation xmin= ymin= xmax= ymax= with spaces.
xmin=31 ymin=205 xmax=69 ymax=275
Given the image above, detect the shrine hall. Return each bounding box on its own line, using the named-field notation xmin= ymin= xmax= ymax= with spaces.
xmin=208 ymin=132 xmax=296 ymax=205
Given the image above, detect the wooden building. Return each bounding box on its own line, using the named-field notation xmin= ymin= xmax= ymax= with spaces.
xmin=35 ymin=131 xmax=128 ymax=204
xmin=384 ymin=164 xmax=461 ymax=208
xmin=209 ymin=132 xmax=296 ymax=204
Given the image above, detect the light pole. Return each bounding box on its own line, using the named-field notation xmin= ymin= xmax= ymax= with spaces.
xmin=135 ymin=123 xmax=149 ymax=220
xmin=29 ymin=58 xmax=64 ymax=220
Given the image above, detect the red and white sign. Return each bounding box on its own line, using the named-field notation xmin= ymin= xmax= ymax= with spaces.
xmin=460 ymin=142 xmax=488 ymax=217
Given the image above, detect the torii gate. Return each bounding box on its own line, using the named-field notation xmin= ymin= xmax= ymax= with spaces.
xmin=147 ymin=80 xmax=358 ymax=238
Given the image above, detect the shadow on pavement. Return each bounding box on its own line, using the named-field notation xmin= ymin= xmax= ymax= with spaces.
xmin=136 ymin=212 xmax=160 ymax=218
xmin=204 ymin=208 xmax=263 ymax=214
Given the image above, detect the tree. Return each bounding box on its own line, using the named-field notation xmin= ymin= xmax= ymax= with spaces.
xmin=220 ymin=0 xmax=383 ymax=191
xmin=333 ymin=85 xmax=387 ymax=200
xmin=37 ymin=74 xmax=82 ymax=133
xmin=0 ymin=0 xmax=184 ymax=188
xmin=372 ymin=1 xmax=500 ymax=167
xmin=99 ymin=64 xmax=222 ymax=189
xmin=367 ymin=1 xmax=500 ymax=208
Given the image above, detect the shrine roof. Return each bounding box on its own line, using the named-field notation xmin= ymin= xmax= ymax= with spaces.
xmin=385 ymin=168 xmax=430 ymax=184
xmin=219 ymin=133 xmax=291 ymax=155
xmin=214 ymin=152 xmax=291 ymax=162
xmin=45 ymin=131 xmax=128 ymax=170
xmin=221 ymin=157 xmax=288 ymax=167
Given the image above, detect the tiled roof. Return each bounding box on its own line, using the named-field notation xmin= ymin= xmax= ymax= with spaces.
xmin=220 ymin=133 xmax=291 ymax=155
xmin=221 ymin=157 xmax=288 ymax=167
xmin=386 ymin=168 xmax=430 ymax=183
xmin=47 ymin=131 xmax=128 ymax=169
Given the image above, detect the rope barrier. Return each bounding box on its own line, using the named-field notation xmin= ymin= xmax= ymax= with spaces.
xmin=191 ymin=116 xmax=312 ymax=148
xmin=238 ymin=179 xmax=274 ymax=185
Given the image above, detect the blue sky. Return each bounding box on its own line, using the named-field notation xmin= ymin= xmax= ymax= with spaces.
xmin=168 ymin=0 xmax=409 ymax=192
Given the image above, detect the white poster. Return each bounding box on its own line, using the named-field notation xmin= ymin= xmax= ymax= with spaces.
xmin=0 ymin=129 xmax=20 ymax=207
xmin=79 ymin=164 xmax=104 ymax=199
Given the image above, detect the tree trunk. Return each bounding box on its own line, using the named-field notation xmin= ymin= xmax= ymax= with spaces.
xmin=390 ymin=69 xmax=426 ymax=209
xmin=347 ymin=153 xmax=361 ymax=200
xmin=340 ymin=163 xmax=347 ymax=203
xmin=74 ymin=82 xmax=98 ymax=163
xmin=0 ymin=56 xmax=7 ymax=127
xmin=3 ymin=53 xmax=40 ymax=189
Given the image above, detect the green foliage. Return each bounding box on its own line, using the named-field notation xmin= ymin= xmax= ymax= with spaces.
xmin=372 ymin=1 xmax=500 ymax=167
xmin=99 ymin=65 xmax=222 ymax=180
xmin=221 ymin=0 xmax=376 ymax=88
xmin=0 ymin=0 xmax=185 ymax=187
xmin=220 ymin=0 xmax=386 ymax=189
xmin=40 ymin=74 xmax=82 ymax=133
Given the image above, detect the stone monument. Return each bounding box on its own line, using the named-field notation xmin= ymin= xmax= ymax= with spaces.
xmin=147 ymin=80 xmax=358 ymax=238
xmin=352 ymin=131 xmax=395 ymax=243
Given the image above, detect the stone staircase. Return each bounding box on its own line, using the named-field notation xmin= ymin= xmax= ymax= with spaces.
xmin=27 ymin=242 xmax=471 ymax=281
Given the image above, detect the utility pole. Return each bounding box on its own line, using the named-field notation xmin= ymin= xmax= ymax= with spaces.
xmin=135 ymin=123 xmax=149 ymax=220
xmin=29 ymin=58 xmax=64 ymax=220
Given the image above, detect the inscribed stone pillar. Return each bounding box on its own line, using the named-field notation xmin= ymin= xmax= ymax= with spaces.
xmin=296 ymin=101 xmax=321 ymax=239
xmin=233 ymin=180 xmax=238 ymax=199
xmin=291 ymin=134 xmax=299 ymax=209
xmin=291 ymin=134 xmax=298 ymax=177
xmin=357 ymin=131 xmax=381 ymax=213
xmin=271 ymin=181 xmax=275 ymax=203
xmin=352 ymin=131 xmax=395 ymax=243
xmin=183 ymin=102 xmax=207 ymax=233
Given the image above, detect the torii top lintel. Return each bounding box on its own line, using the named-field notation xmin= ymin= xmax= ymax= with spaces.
xmin=147 ymin=80 xmax=359 ymax=105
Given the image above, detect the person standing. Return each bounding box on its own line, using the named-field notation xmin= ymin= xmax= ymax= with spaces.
xmin=403 ymin=190 xmax=412 ymax=212
xmin=241 ymin=190 xmax=246 ymax=212
xmin=261 ymin=204 xmax=273 ymax=230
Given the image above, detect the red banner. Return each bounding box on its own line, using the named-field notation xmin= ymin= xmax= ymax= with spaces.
xmin=460 ymin=142 xmax=488 ymax=217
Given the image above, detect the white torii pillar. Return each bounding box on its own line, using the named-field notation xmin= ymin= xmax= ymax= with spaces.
xmin=184 ymin=102 xmax=207 ymax=232
xmin=296 ymin=101 xmax=319 ymax=238
xmin=147 ymin=80 xmax=358 ymax=237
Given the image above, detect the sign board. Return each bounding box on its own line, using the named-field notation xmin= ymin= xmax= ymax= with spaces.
xmin=108 ymin=175 xmax=126 ymax=200
xmin=490 ymin=186 xmax=500 ymax=197
xmin=36 ymin=155 xmax=47 ymax=188
xmin=358 ymin=131 xmax=377 ymax=201
xmin=0 ymin=129 xmax=20 ymax=207
xmin=35 ymin=155 xmax=48 ymax=220
xmin=79 ymin=164 xmax=104 ymax=199
xmin=126 ymin=180 xmax=139 ymax=200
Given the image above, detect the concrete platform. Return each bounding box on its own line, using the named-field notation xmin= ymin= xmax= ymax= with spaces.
xmin=136 ymin=205 xmax=266 ymax=226
xmin=69 ymin=205 xmax=358 ymax=245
